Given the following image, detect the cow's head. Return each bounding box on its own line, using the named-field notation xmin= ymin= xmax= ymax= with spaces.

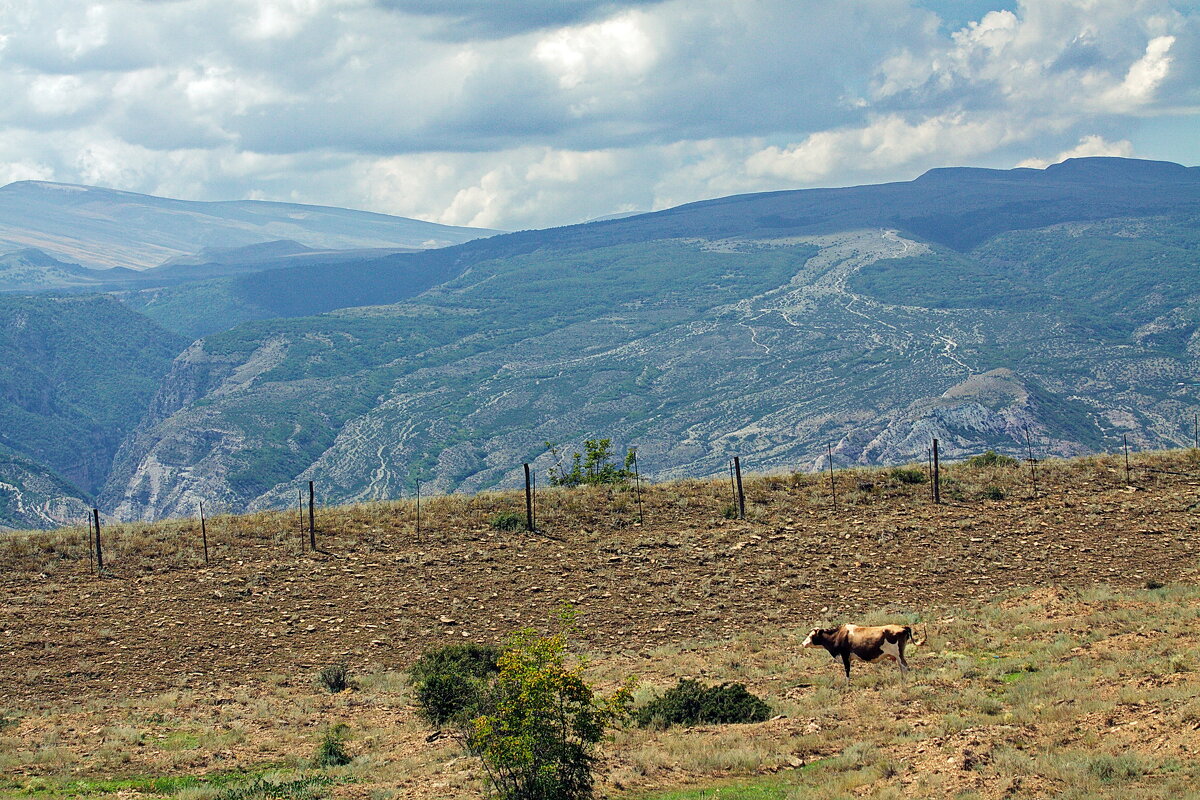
xmin=802 ymin=627 xmax=835 ymax=647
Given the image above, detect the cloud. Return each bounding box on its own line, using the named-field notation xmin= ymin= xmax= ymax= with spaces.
xmin=1017 ymin=134 xmax=1135 ymax=169
xmin=0 ymin=0 xmax=1195 ymax=233
xmin=373 ymin=0 xmax=672 ymax=40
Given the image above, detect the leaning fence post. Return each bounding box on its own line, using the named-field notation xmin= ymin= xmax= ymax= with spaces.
xmin=826 ymin=442 xmax=837 ymax=511
xmin=632 ymin=448 xmax=644 ymax=525
xmin=1123 ymin=434 xmax=1130 ymax=483
xmin=733 ymin=456 xmax=745 ymax=519
xmin=932 ymin=439 xmax=941 ymax=504
xmin=93 ymin=507 xmax=103 ymax=575
xmin=523 ymin=463 xmax=534 ymax=532
xmin=86 ymin=513 xmax=95 ymax=571
xmin=308 ymin=480 xmax=316 ymax=551
xmin=199 ymin=501 xmax=209 ymax=565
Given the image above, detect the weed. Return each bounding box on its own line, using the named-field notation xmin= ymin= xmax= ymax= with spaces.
xmin=983 ymin=485 xmax=1006 ymax=500
xmin=313 ymin=725 xmax=352 ymax=768
xmin=315 ymin=664 xmax=351 ymax=694
xmin=722 ymin=504 xmax=739 ymax=520
xmin=889 ymin=467 xmax=926 ymax=485
xmin=965 ymin=450 xmax=1020 ymax=468
xmin=218 ymin=774 xmax=335 ymax=800
xmin=490 ymin=512 xmax=524 ymax=531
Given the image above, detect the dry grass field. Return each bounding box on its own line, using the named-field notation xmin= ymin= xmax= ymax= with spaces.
xmin=2 ymin=450 xmax=1199 ymax=799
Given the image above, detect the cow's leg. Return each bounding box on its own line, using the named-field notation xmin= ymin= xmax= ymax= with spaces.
xmin=881 ymin=639 xmax=907 ymax=679
xmin=841 ymin=652 xmax=852 ymax=684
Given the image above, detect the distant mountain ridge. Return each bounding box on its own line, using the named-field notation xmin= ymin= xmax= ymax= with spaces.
xmin=0 ymin=180 xmax=502 ymax=273
xmin=0 ymin=157 xmax=1198 ymax=529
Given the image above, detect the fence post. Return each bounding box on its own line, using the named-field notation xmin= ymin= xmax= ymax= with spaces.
xmin=1026 ymin=428 xmax=1038 ymax=497
xmin=415 ymin=480 xmax=421 ymax=542
xmin=93 ymin=508 xmax=103 ymax=575
xmin=1193 ymin=411 xmax=1197 ymax=450
xmin=86 ymin=512 xmax=95 ymax=571
xmin=199 ymin=501 xmax=209 ymax=565
xmin=1123 ymin=434 xmax=1130 ymax=483
xmin=632 ymin=448 xmax=644 ymax=525
xmin=733 ymin=456 xmax=745 ymax=519
xmin=298 ymin=489 xmax=304 ymax=551
xmin=308 ymin=480 xmax=316 ymax=551
xmin=523 ymin=463 xmax=534 ymax=532
xmin=932 ymin=439 xmax=941 ymax=504
xmin=826 ymin=442 xmax=837 ymax=511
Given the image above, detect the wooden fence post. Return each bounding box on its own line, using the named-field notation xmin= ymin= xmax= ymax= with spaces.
xmin=523 ymin=463 xmax=534 ymax=532
xmin=199 ymin=501 xmax=209 ymax=565
xmin=415 ymin=480 xmax=421 ymax=542
xmin=1123 ymin=434 xmax=1130 ymax=483
xmin=93 ymin=507 xmax=103 ymax=575
xmin=308 ymin=480 xmax=316 ymax=551
xmin=1026 ymin=428 xmax=1038 ymax=498
xmin=733 ymin=456 xmax=745 ymax=519
xmin=632 ymin=448 xmax=644 ymax=525
xmin=86 ymin=512 xmax=95 ymax=571
xmin=826 ymin=442 xmax=837 ymax=511
xmin=932 ymin=439 xmax=941 ymax=504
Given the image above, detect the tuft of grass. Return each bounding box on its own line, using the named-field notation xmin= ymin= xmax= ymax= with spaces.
xmin=489 ymin=511 xmax=524 ymax=531
xmin=312 ymin=725 xmax=351 ymax=768
xmin=636 ymin=680 xmax=770 ymax=728
xmin=315 ymin=664 xmax=350 ymax=694
xmin=888 ymin=467 xmax=926 ymax=485
xmin=965 ymin=450 xmax=1020 ymax=468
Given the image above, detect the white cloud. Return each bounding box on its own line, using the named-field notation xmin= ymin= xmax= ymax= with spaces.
xmin=1017 ymin=134 xmax=1135 ymax=168
xmin=0 ymin=0 xmax=1194 ymax=231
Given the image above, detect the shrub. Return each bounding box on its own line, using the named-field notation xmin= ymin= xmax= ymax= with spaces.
xmin=721 ymin=503 xmax=739 ymax=519
xmin=313 ymin=723 xmax=352 ymax=767
xmin=983 ymin=485 xmax=1006 ymax=500
xmin=545 ymin=439 xmax=635 ymax=487
xmin=889 ymin=467 xmax=926 ymax=484
xmin=217 ymin=775 xmax=334 ymax=800
xmin=410 ymin=643 xmax=501 ymax=726
xmin=316 ymin=663 xmax=351 ymax=693
xmin=466 ymin=614 xmax=632 ymax=800
xmin=490 ymin=511 xmax=525 ymax=531
xmin=635 ymin=679 xmax=771 ymax=728
xmin=965 ymin=450 xmax=1019 ymax=468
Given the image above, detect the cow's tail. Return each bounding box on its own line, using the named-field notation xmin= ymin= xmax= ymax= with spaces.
xmin=907 ymin=623 xmax=927 ymax=648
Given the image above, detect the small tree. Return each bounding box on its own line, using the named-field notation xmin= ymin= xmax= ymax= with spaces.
xmin=545 ymin=439 xmax=635 ymax=488
xmin=466 ymin=611 xmax=632 ymax=800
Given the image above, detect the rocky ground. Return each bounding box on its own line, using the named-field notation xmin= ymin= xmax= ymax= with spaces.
xmin=2 ymin=450 xmax=1199 ymax=798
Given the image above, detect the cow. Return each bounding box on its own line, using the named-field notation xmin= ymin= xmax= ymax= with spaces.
xmin=802 ymin=623 xmax=918 ymax=682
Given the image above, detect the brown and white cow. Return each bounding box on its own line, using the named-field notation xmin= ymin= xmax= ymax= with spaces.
xmin=802 ymin=624 xmax=917 ymax=681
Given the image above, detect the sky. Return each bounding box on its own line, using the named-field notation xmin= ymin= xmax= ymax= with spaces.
xmin=0 ymin=0 xmax=1197 ymax=231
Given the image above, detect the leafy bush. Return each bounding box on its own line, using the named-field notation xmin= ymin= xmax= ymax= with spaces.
xmin=465 ymin=613 xmax=632 ymax=800
xmin=316 ymin=663 xmax=351 ymax=693
xmin=721 ymin=503 xmax=739 ymax=519
xmin=965 ymin=450 xmax=1019 ymax=468
xmin=545 ymin=439 xmax=635 ymax=487
xmin=635 ymin=679 xmax=771 ymax=728
xmin=313 ymin=724 xmax=352 ymax=767
xmin=410 ymin=643 xmax=501 ymax=726
xmin=983 ymin=486 xmax=1006 ymax=500
xmin=490 ymin=511 xmax=524 ymax=531
xmin=889 ymin=467 xmax=926 ymax=484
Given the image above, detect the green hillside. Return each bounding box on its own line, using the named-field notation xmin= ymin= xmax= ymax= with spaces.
xmin=0 ymin=294 xmax=187 ymax=509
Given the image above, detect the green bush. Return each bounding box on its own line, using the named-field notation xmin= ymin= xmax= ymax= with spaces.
xmin=410 ymin=643 xmax=501 ymax=726
xmin=635 ymin=679 xmax=771 ymax=728
xmin=316 ymin=663 xmax=350 ymax=693
xmin=965 ymin=450 xmax=1019 ymax=468
xmin=721 ymin=503 xmax=739 ymax=519
xmin=313 ymin=724 xmax=352 ymax=767
xmin=889 ymin=467 xmax=926 ymax=484
xmin=983 ymin=485 xmax=1006 ymax=500
xmin=466 ymin=618 xmax=632 ymax=800
xmin=217 ymin=775 xmax=333 ymax=800
xmin=490 ymin=511 xmax=524 ymax=531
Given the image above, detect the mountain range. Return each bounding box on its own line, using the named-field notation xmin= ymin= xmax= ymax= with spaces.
xmin=0 ymin=157 xmax=1197 ymax=528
